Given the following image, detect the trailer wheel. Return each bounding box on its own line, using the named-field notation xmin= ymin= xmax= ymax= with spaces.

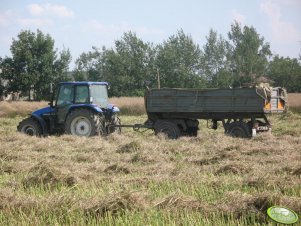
xmin=226 ymin=121 xmax=251 ymax=138
xmin=154 ymin=120 xmax=181 ymax=139
xmin=186 ymin=126 xmax=198 ymax=137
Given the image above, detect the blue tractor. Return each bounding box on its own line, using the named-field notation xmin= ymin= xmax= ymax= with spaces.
xmin=17 ymin=81 xmax=120 ymax=137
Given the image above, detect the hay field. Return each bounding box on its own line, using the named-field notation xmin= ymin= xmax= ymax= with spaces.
xmin=0 ymin=93 xmax=300 ymax=117
xmin=288 ymin=93 xmax=301 ymax=113
xmin=0 ymin=100 xmax=300 ymax=225
xmin=0 ymin=98 xmax=145 ymax=117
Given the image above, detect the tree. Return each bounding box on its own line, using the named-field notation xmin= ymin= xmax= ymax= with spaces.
xmin=74 ymin=46 xmax=103 ymax=81
xmin=0 ymin=30 xmax=71 ymax=100
xmin=267 ymin=56 xmax=301 ymax=92
xmin=202 ymin=29 xmax=232 ymax=87
xmin=75 ymin=32 xmax=157 ymax=96
xmin=0 ymin=57 xmax=6 ymax=96
xmin=156 ymin=30 xmax=205 ymax=88
xmin=105 ymin=32 xmax=157 ymax=96
xmin=228 ymin=22 xmax=272 ymax=86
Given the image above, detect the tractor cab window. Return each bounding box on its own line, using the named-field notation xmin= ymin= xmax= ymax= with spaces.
xmin=75 ymin=85 xmax=89 ymax=104
xmin=90 ymin=85 xmax=108 ymax=108
xmin=56 ymin=85 xmax=74 ymax=106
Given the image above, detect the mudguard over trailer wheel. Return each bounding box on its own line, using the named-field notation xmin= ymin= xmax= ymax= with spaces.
xmin=225 ymin=121 xmax=251 ymax=138
xmin=17 ymin=117 xmax=42 ymax=136
xmin=154 ymin=120 xmax=181 ymax=139
xmin=65 ymin=109 xmax=104 ymax=137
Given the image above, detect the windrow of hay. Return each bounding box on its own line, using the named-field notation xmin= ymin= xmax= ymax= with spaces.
xmin=0 ymin=189 xmax=38 ymax=214
xmin=116 ymin=141 xmax=142 ymax=153
xmin=218 ymin=192 xmax=273 ymax=224
xmin=22 ymin=163 xmax=77 ymax=188
xmin=83 ymin=191 xmax=146 ymax=218
xmin=219 ymin=191 xmax=301 ymax=223
xmin=154 ymin=192 xmax=211 ymax=212
xmin=292 ymin=167 xmax=301 ymax=176
xmin=216 ymin=163 xmax=248 ymax=175
xmin=104 ymin=164 xmax=130 ymax=174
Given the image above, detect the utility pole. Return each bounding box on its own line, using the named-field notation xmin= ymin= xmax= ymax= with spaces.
xmin=157 ymin=68 xmax=160 ymax=89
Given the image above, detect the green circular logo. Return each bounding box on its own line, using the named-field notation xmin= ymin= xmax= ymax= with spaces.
xmin=267 ymin=206 xmax=299 ymax=224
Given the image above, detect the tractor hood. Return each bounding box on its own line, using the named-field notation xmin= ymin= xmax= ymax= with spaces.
xmin=32 ymin=106 xmax=55 ymax=117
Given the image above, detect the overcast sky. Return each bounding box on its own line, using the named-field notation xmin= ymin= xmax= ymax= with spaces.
xmin=1 ymin=0 xmax=300 ymax=68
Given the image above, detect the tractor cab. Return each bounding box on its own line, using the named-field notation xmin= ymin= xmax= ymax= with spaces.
xmin=52 ymin=82 xmax=110 ymax=124
xmin=18 ymin=81 xmax=120 ymax=137
xmin=53 ymin=82 xmax=109 ymax=108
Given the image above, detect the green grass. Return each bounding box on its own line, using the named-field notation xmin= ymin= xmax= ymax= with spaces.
xmin=0 ymin=112 xmax=300 ymax=225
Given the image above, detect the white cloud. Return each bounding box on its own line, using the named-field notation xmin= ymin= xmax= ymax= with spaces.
xmin=87 ymin=20 xmax=128 ymax=33
xmin=84 ymin=20 xmax=164 ymax=37
xmin=273 ymin=0 xmax=301 ymax=8
xmin=27 ymin=3 xmax=74 ymax=18
xmin=27 ymin=4 xmax=44 ymax=16
xmin=46 ymin=4 xmax=74 ymax=18
xmin=260 ymin=1 xmax=300 ymax=44
xmin=18 ymin=18 xmax=52 ymax=27
xmin=231 ymin=9 xmax=246 ymax=25
xmin=0 ymin=10 xmax=14 ymax=26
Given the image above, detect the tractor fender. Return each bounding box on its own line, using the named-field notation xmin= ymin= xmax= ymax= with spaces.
xmin=31 ymin=113 xmax=48 ymax=136
xmin=113 ymin=106 xmax=120 ymax=113
xmin=68 ymin=104 xmax=103 ymax=115
xmin=108 ymin=104 xmax=120 ymax=113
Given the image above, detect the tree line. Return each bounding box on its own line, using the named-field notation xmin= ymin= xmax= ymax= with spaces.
xmin=1 ymin=22 xmax=301 ymax=100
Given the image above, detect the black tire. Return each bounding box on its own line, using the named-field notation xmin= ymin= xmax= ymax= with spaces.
xmin=17 ymin=117 xmax=42 ymax=136
xmin=154 ymin=120 xmax=181 ymax=139
xmin=107 ymin=115 xmax=121 ymax=134
xmin=225 ymin=121 xmax=251 ymax=138
xmin=65 ymin=109 xmax=104 ymax=137
xmin=186 ymin=126 xmax=198 ymax=137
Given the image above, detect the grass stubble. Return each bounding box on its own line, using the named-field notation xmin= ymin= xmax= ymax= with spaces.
xmin=0 ymin=101 xmax=300 ymax=225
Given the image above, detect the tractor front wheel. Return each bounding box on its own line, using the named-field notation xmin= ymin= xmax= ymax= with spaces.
xmin=17 ymin=117 xmax=42 ymax=136
xmin=65 ymin=109 xmax=104 ymax=137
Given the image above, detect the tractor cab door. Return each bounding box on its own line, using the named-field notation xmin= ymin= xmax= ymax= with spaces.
xmin=55 ymin=84 xmax=74 ymax=124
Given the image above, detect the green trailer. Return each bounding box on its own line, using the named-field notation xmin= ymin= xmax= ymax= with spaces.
xmin=142 ymin=85 xmax=287 ymax=138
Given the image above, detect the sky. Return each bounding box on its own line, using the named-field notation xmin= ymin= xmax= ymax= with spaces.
xmin=1 ymin=0 xmax=301 ymax=68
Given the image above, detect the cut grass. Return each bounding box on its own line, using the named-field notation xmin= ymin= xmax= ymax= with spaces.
xmin=0 ymin=99 xmax=300 ymax=225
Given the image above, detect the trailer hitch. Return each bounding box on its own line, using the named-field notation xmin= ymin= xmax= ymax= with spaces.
xmin=108 ymin=123 xmax=153 ymax=132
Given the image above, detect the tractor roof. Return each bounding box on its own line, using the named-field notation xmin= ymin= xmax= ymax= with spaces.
xmin=59 ymin=81 xmax=108 ymax=86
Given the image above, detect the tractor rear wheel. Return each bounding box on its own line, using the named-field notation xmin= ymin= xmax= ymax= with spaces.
xmin=17 ymin=117 xmax=42 ymax=136
xmin=65 ymin=109 xmax=104 ymax=137
xmin=154 ymin=120 xmax=181 ymax=139
xmin=107 ymin=115 xmax=121 ymax=134
xmin=225 ymin=121 xmax=251 ymax=138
